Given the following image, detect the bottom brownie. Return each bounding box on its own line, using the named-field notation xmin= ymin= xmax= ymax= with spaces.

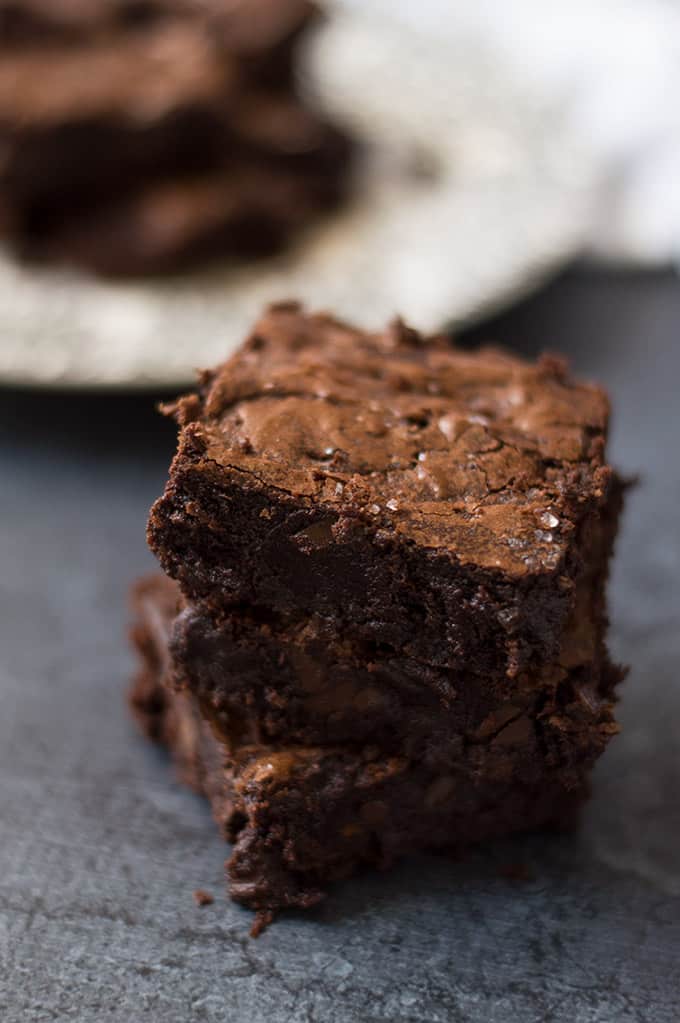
xmin=130 ymin=576 xmax=605 ymax=932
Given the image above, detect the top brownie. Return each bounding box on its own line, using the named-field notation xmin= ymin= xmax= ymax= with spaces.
xmin=148 ymin=303 xmax=616 ymax=679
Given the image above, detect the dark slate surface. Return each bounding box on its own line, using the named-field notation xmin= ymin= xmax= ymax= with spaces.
xmin=1 ymin=268 xmax=678 ymax=1022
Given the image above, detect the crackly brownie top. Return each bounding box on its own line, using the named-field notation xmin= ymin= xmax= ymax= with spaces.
xmin=172 ymin=303 xmax=612 ymax=576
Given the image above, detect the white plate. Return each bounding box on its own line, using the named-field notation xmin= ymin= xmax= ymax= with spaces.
xmin=0 ymin=8 xmax=600 ymax=389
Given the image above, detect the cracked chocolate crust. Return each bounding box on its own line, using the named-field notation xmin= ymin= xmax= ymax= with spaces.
xmin=148 ymin=304 xmax=621 ymax=681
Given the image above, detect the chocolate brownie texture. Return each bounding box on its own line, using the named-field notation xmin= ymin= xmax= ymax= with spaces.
xmin=0 ymin=1 xmax=352 ymax=275
xmin=167 ymin=508 xmax=623 ymax=764
xmin=130 ymin=575 xmax=610 ymax=930
xmin=148 ymin=304 xmax=622 ymax=683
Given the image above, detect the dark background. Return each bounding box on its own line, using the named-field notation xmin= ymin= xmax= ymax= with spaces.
xmin=1 ymin=266 xmax=678 ymax=1021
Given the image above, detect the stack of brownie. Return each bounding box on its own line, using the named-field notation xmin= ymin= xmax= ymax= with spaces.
xmin=0 ymin=0 xmax=352 ymax=275
xmin=133 ymin=302 xmax=625 ymax=932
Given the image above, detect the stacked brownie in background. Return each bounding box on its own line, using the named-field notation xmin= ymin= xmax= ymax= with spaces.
xmin=0 ymin=0 xmax=352 ymax=275
xmin=133 ymin=302 xmax=625 ymax=932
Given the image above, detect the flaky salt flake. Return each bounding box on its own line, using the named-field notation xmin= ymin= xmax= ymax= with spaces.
xmin=539 ymin=511 xmax=559 ymax=529
xmin=437 ymin=414 xmax=461 ymax=441
xmin=369 ymin=504 xmax=381 ymax=515
xmin=386 ymin=499 xmax=399 ymax=512
xmin=505 ymin=385 xmax=526 ymax=408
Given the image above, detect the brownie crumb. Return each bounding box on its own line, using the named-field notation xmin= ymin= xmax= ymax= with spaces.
xmin=0 ymin=1 xmax=353 ymax=276
xmin=193 ymin=889 xmax=214 ymax=907
xmin=250 ymin=909 xmax=274 ymax=938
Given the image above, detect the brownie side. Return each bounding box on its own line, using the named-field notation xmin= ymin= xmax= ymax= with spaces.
xmin=175 ymin=612 xmax=619 ymax=757
xmin=168 ymin=484 xmax=623 ymax=762
xmin=131 ymin=657 xmax=595 ymax=923
xmin=223 ymin=745 xmax=590 ymax=921
xmin=129 ymin=573 xmax=619 ymax=926
xmin=132 ymin=556 xmax=621 ymax=777
xmin=129 ymin=574 xmax=217 ymax=796
xmin=148 ymin=305 xmax=618 ymax=680
xmin=129 ymin=576 xmax=180 ymax=744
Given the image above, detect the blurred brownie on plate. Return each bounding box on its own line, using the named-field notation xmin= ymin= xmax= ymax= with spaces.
xmin=0 ymin=0 xmax=352 ymax=274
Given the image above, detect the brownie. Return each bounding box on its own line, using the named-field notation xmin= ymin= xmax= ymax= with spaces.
xmin=0 ymin=1 xmax=351 ymax=275
xmin=169 ymin=559 xmax=622 ymax=766
xmin=0 ymin=25 xmax=237 ymax=219
xmin=148 ymin=303 xmax=621 ymax=685
xmin=16 ymin=127 xmax=350 ymax=276
xmin=130 ymin=575 xmax=609 ymax=929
